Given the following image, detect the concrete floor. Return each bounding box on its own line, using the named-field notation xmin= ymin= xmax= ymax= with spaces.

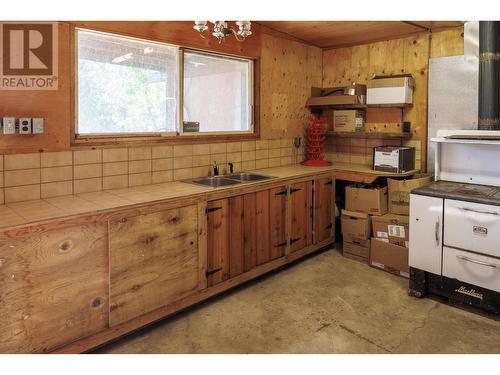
xmin=96 ymin=248 xmax=500 ymax=354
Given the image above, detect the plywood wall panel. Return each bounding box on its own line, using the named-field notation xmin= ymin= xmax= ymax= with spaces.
xmin=430 ymin=27 xmax=464 ymax=58
xmin=368 ymin=38 xmax=406 ymax=77
xmin=322 ymin=47 xmax=352 ymax=87
xmin=402 ymin=33 xmax=431 ymax=170
xmin=322 ymin=27 xmax=463 ymax=172
xmin=350 ymin=44 xmax=370 ymax=83
xmin=260 ymin=32 xmax=322 ymax=139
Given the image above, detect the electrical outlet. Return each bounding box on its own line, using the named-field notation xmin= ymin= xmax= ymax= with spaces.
xmin=19 ymin=118 xmax=32 ymax=134
xmin=2 ymin=117 xmax=16 ymax=134
xmin=32 ymin=118 xmax=44 ymax=134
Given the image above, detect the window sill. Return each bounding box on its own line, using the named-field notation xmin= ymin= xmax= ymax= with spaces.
xmin=72 ymin=132 xmax=259 ymax=147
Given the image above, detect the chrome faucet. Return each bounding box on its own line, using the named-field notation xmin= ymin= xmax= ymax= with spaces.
xmin=228 ymin=162 xmax=234 ymax=174
xmin=213 ymin=161 xmax=219 ymax=176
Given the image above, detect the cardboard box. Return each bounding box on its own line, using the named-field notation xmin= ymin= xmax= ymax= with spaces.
xmin=343 ymin=235 xmax=370 ymax=263
xmin=387 ymin=174 xmax=433 ymax=215
xmin=370 ymin=238 xmax=409 ymax=278
xmin=367 ymin=76 xmax=415 ymax=105
xmin=371 ymin=214 xmax=409 ymax=247
xmin=345 ymin=185 xmax=388 ymax=216
xmin=333 ymin=110 xmax=365 ymax=132
xmin=341 ymin=209 xmax=371 ymax=239
xmin=373 ymin=146 xmax=415 ymax=173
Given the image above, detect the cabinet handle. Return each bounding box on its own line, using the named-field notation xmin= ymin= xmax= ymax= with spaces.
xmin=290 ymin=237 xmax=301 ymax=244
xmin=206 ymin=207 xmax=222 ymax=214
xmin=290 ymin=188 xmax=302 ymax=194
xmin=456 ymin=255 xmax=500 ymax=269
xmin=275 ymin=190 xmax=287 ymax=196
xmin=459 ymin=207 xmax=500 ymax=216
xmin=325 ymin=223 xmax=333 ymax=229
xmin=206 ymin=267 xmax=222 ymax=277
xmin=274 ymin=241 xmax=287 ymax=248
xmin=325 ymin=180 xmax=333 ymax=185
xmin=434 ymin=218 xmax=440 ymax=245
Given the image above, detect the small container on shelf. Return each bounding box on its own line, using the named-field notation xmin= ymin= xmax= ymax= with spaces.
xmin=333 ymin=110 xmax=365 ymax=132
xmin=367 ymin=74 xmax=414 ymax=105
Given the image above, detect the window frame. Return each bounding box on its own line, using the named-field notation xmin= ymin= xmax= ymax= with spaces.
xmin=71 ymin=26 xmax=258 ymax=146
xmin=179 ymin=48 xmax=254 ymax=137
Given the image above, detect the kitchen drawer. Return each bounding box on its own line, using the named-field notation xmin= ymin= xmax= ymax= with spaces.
xmin=444 ymin=199 xmax=500 ymax=257
xmin=443 ymin=247 xmax=500 ymax=293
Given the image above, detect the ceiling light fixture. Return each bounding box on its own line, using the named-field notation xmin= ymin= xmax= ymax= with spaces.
xmin=193 ymin=21 xmax=252 ymax=43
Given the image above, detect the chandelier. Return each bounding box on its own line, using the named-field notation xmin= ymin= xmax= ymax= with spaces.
xmin=193 ymin=21 xmax=252 ymax=43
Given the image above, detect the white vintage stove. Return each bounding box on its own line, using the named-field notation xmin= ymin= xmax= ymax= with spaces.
xmin=409 ymin=129 xmax=500 ymax=315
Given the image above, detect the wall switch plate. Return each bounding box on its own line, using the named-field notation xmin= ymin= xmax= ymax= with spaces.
xmin=19 ymin=118 xmax=32 ymax=134
xmin=2 ymin=117 xmax=16 ymax=134
xmin=32 ymin=118 xmax=44 ymax=134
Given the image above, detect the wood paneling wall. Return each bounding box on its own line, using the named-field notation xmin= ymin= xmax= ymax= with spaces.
xmin=260 ymin=31 xmax=322 ymax=139
xmin=0 ymin=21 xmax=321 ymax=154
xmin=430 ymin=27 xmax=465 ymax=58
xmin=322 ymin=26 xmax=464 ymax=172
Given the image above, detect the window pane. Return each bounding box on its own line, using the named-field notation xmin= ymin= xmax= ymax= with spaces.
xmin=77 ymin=30 xmax=178 ymax=134
xmin=183 ymin=51 xmax=251 ymax=133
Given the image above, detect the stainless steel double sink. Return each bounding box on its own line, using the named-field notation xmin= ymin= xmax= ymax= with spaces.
xmin=188 ymin=172 xmax=275 ymax=188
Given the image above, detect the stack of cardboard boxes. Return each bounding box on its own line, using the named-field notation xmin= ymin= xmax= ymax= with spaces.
xmin=341 ymin=185 xmax=388 ymax=263
xmin=341 ymin=174 xmax=432 ymax=278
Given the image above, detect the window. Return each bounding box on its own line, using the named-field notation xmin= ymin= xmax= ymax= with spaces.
xmin=77 ymin=29 xmax=178 ymax=135
xmin=75 ymin=29 xmax=254 ymax=138
xmin=183 ymin=51 xmax=252 ymax=133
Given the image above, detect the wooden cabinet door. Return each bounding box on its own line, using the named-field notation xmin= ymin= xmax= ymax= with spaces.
xmin=207 ymin=187 xmax=286 ymax=285
xmin=206 ymin=199 xmax=230 ymax=287
xmin=290 ymin=181 xmax=313 ymax=252
xmin=0 ymin=223 xmax=108 ymax=353
xmin=314 ymin=177 xmax=334 ymax=244
xmin=270 ymin=186 xmax=288 ymax=260
xmin=228 ymin=196 xmax=245 ymax=278
xmin=238 ymin=190 xmax=272 ymax=272
xmin=243 ymin=193 xmax=257 ymax=271
xmin=255 ymin=190 xmax=271 ymax=266
xmin=109 ymin=205 xmax=199 ymax=326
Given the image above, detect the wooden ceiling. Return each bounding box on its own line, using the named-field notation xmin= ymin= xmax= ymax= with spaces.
xmin=258 ymin=21 xmax=464 ymax=48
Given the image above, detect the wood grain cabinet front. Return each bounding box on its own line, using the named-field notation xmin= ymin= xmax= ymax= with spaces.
xmin=108 ymin=205 xmax=200 ymax=327
xmin=206 ymin=186 xmax=288 ymax=286
xmin=290 ymin=181 xmax=314 ymax=252
xmin=313 ymin=177 xmax=334 ymax=244
xmin=206 ymin=199 xmax=230 ymax=287
xmin=0 ymin=223 xmax=109 ymax=353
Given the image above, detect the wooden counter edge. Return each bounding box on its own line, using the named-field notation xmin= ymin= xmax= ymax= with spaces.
xmin=0 ymin=165 xmax=419 ymax=239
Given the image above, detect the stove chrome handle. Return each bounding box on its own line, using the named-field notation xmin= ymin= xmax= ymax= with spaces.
xmin=456 ymin=255 xmax=500 ymax=269
xmin=459 ymin=207 xmax=500 ymax=216
xmin=435 ymin=218 xmax=440 ymax=245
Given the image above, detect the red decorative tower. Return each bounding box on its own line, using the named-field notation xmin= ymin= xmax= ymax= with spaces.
xmin=300 ymin=115 xmax=332 ymax=167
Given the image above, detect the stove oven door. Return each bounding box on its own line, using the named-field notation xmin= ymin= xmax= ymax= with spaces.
xmin=444 ymin=199 xmax=500 ymax=258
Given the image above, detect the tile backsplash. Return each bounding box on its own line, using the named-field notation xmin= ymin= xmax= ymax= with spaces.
xmin=0 ymin=138 xmax=305 ymax=204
